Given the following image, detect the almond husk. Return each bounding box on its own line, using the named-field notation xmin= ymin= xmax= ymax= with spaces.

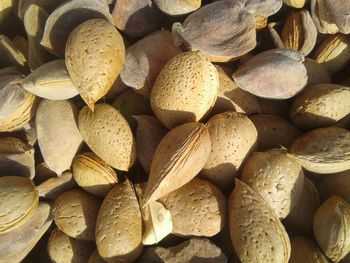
xmin=289 ymin=236 xmax=329 ymax=263
xmin=317 ymin=170 xmax=350 ymax=204
xmin=154 ymin=0 xmax=201 ymax=16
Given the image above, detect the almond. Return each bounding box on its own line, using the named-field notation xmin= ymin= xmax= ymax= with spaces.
xmin=154 ymin=0 xmax=201 ymax=16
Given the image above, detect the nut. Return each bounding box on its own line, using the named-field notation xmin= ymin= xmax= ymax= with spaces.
xmin=154 ymin=0 xmax=201 ymax=16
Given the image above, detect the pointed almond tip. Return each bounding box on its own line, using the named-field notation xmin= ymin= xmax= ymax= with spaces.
xmin=82 ymin=96 xmax=95 ymax=112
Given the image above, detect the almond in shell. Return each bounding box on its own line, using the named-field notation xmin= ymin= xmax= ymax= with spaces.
xmin=154 ymin=0 xmax=201 ymax=16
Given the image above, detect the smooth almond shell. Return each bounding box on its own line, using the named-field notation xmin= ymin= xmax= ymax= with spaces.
xmin=154 ymin=0 xmax=201 ymax=15
xmin=318 ymin=170 xmax=350 ymax=204
xmin=289 ymin=236 xmax=329 ymax=263
xmin=78 ymin=103 xmax=136 ymax=171
xmin=150 ymin=51 xmax=218 ymax=129
xmin=143 ymin=122 xmax=211 ymax=205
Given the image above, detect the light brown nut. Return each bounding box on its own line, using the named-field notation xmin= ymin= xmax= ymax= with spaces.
xmin=47 ymin=228 xmax=95 ymax=263
xmin=201 ymin=112 xmax=258 ymax=190
xmin=72 ymin=152 xmax=118 ymax=198
xmin=159 ymin=178 xmax=226 ymax=237
xmin=303 ymin=58 xmax=331 ymax=86
xmin=0 ymin=34 xmax=27 ymax=70
xmin=65 ymin=19 xmax=125 ymax=110
xmin=289 ymin=236 xmax=329 ymax=263
xmin=290 ymin=127 xmax=350 ymax=174
xmin=88 ymin=250 xmax=106 ymax=263
xmin=120 ymin=30 xmax=181 ymax=96
xmin=0 ymin=176 xmax=38 ymax=234
xmin=283 ymin=0 xmax=306 ymax=8
xmin=290 ymin=84 xmax=350 ymax=129
xmin=313 ymin=196 xmax=350 ymax=262
xmin=154 ymin=0 xmax=201 ymax=16
xmin=52 ymin=189 xmax=100 ymax=241
xmin=172 ymin=1 xmax=256 ymax=62
xmin=0 ymin=202 xmax=52 ymax=263
xmin=228 ymin=180 xmax=291 ymax=263
xmin=150 ymin=51 xmax=218 ymax=129
xmin=143 ymin=122 xmax=211 ymax=205
xmin=283 ymin=177 xmax=320 ymax=236
xmin=134 ymin=115 xmax=167 ymax=174
xmin=318 ymin=170 xmax=350 ymax=204
xmin=78 ymin=103 xmax=136 ymax=171
xmin=250 ymin=114 xmax=301 ymax=151
xmin=96 ymin=179 xmax=142 ymax=263
xmin=233 ymin=49 xmax=307 ymax=99
xmin=112 ymin=0 xmax=164 ymax=38
xmin=36 ymin=99 xmax=82 ymax=175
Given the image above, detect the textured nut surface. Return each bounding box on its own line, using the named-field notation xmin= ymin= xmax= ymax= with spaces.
xmin=318 ymin=170 xmax=350 ymax=204
xmin=289 ymin=236 xmax=329 ymax=263
xmin=154 ymin=0 xmax=201 ymax=16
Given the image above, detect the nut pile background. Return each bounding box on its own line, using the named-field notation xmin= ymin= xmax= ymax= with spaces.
xmin=0 ymin=0 xmax=350 ymax=262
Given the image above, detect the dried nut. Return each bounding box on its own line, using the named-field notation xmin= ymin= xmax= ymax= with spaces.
xmin=66 ymin=19 xmax=125 ymax=110
xmin=283 ymin=177 xmax=320 ymax=235
xmin=0 ymin=0 xmax=12 ymax=24
xmin=22 ymin=60 xmax=79 ymax=100
xmin=154 ymin=0 xmax=201 ymax=16
xmin=313 ymin=196 xmax=350 ymax=262
xmin=41 ymin=0 xmax=113 ymax=57
xmin=318 ymin=170 xmax=350 ymax=204
xmin=211 ymin=66 xmax=261 ymax=116
xmin=290 ymin=127 xmax=350 ymax=174
xmin=120 ymin=30 xmax=181 ymax=95
xmin=0 ymin=68 xmax=37 ymax=132
xmin=202 ymin=112 xmax=258 ymax=190
xmin=34 ymin=162 xmax=56 ymax=184
xmin=72 ymin=152 xmax=118 ymax=198
xmin=257 ymin=97 xmax=291 ymax=118
xmin=172 ymin=1 xmax=256 ymax=62
xmin=0 ymin=35 xmax=27 ymax=70
xmin=78 ymin=103 xmax=136 ymax=171
xmin=289 ymin=236 xmax=329 ymax=263
xmin=143 ymin=122 xmax=211 ymax=205
xmin=244 ymin=0 xmax=282 ymax=17
xmin=290 ymin=84 xmax=350 ymax=129
xmin=303 ymin=58 xmax=331 ymax=86
xmin=96 ymin=180 xmax=142 ymax=263
xmin=228 ymin=180 xmax=291 ymax=263
xmin=112 ymin=0 xmax=164 ymax=38
xmin=311 ymin=0 xmax=350 ymax=34
xmin=283 ymin=0 xmax=306 ymax=8
xmin=0 ymin=176 xmax=38 ymax=234
xmin=150 ymin=51 xmax=218 ymax=128
xmin=159 ymin=178 xmax=227 ymax=237
xmin=233 ymin=49 xmax=307 ymax=99
xmin=0 ymin=137 xmax=35 ymax=179
xmin=88 ymin=250 xmax=106 ymax=263
xmin=0 ymin=202 xmax=52 ymax=263
xmin=134 ymin=115 xmax=167 ymax=174
xmin=48 ymin=228 xmax=95 ymax=263
xmin=241 ymin=149 xmax=304 ymax=219
xmin=52 ymin=189 xmax=101 ymax=241
xmin=314 ymin=34 xmax=350 ymax=75
xmin=36 ymin=99 xmax=82 ymax=175
xmin=250 ymin=114 xmax=301 ymax=151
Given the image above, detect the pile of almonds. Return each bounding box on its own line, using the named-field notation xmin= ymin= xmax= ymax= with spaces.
xmin=0 ymin=0 xmax=350 ymax=262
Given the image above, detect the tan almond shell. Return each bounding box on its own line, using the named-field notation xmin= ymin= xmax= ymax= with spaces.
xmin=290 ymin=84 xmax=350 ymax=129
xmin=22 ymin=59 xmax=79 ymax=100
xmin=88 ymin=250 xmax=106 ymax=263
xmin=143 ymin=122 xmax=211 ymax=205
xmin=47 ymin=228 xmax=95 ymax=263
xmin=201 ymin=112 xmax=258 ymax=190
xmin=313 ymin=196 xmax=350 ymax=262
xmin=250 ymin=114 xmax=301 ymax=151
xmin=96 ymin=179 xmax=142 ymax=263
xmin=0 ymin=176 xmax=39 ymax=234
xmin=52 ymin=189 xmax=101 ymax=241
xmin=317 ymin=170 xmax=350 ymax=204
xmin=283 ymin=177 xmax=320 ymax=236
xmin=228 ymin=179 xmax=291 ymax=263
xmin=72 ymin=152 xmax=118 ymax=198
xmin=290 ymin=127 xmax=350 ymax=174
xmin=159 ymin=178 xmax=226 ymax=237
xmin=150 ymin=51 xmax=218 ymax=129
xmin=283 ymin=0 xmax=306 ymax=8
xmin=0 ymin=202 xmax=52 ymax=263
xmin=154 ymin=0 xmax=201 ymax=16
xmin=0 ymin=136 xmax=35 ymax=179
xmin=134 ymin=115 xmax=168 ymax=174
xmin=78 ymin=103 xmax=136 ymax=171
xmin=65 ymin=19 xmax=125 ymax=110
xmin=0 ymin=34 xmax=27 ymax=70
xmin=289 ymin=236 xmax=329 ymax=263
xmin=36 ymin=99 xmax=82 ymax=175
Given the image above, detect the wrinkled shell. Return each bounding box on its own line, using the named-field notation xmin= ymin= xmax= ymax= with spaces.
xmin=313 ymin=196 xmax=350 ymax=262
xmin=36 ymin=99 xmax=82 ymax=175
xmin=303 ymin=58 xmax=331 ymax=86
xmin=289 ymin=236 xmax=329 ymax=263
xmin=143 ymin=122 xmax=211 ymax=205
xmin=150 ymin=51 xmax=218 ymax=128
xmin=66 ymin=19 xmax=125 ymax=110
xmin=228 ymin=180 xmax=291 ymax=263
xmin=202 ymin=112 xmax=258 ymax=190
xmin=78 ymin=103 xmax=136 ymax=171
xmin=172 ymin=1 xmax=256 ymax=62
xmin=154 ymin=0 xmax=201 ymax=16
xmin=96 ymin=180 xmax=142 ymax=263
xmin=318 ymin=170 xmax=350 ymax=204
xmin=290 ymin=127 xmax=350 ymax=174
xmin=233 ymin=49 xmax=307 ymax=99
